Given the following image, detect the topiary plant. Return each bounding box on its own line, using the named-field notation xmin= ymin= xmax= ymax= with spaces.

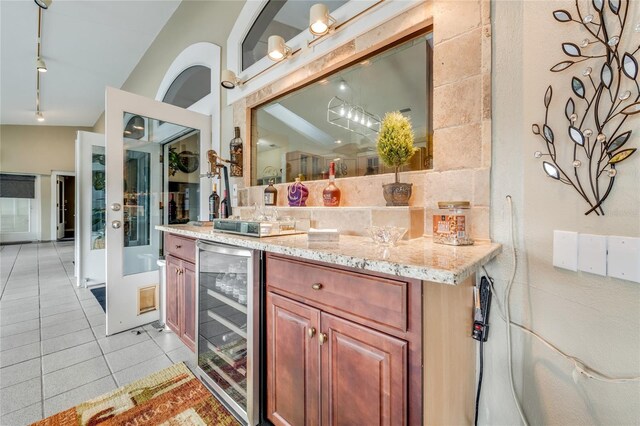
xmin=376 ymin=111 xmax=418 ymax=183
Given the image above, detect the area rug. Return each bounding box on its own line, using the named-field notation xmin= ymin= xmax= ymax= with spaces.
xmin=32 ymin=363 xmax=240 ymax=426
xmin=90 ymin=286 xmax=106 ymax=312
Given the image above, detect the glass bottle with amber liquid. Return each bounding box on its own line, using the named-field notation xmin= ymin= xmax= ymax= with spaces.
xmin=264 ymin=179 xmax=277 ymax=206
xmin=322 ymin=161 xmax=341 ymax=207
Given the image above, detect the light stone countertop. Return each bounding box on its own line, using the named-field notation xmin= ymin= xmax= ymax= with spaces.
xmin=157 ymin=225 xmax=501 ymax=285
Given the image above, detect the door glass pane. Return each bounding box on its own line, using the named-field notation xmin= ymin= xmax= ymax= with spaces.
xmin=0 ymin=198 xmax=31 ymax=232
xmin=91 ymin=146 xmax=106 ymax=250
xmin=122 ymin=112 xmax=197 ymax=276
xmin=166 ymin=134 xmax=200 ymax=225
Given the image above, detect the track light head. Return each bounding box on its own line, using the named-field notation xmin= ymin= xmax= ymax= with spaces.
xmin=34 ymin=0 xmax=52 ymax=9
xmin=221 ymin=69 xmax=243 ymax=89
xmin=267 ymin=35 xmax=291 ymax=61
xmin=309 ymin=3 xmax=334 ymax=36
xmin=36 ymin=57 xmax=47 ymax=73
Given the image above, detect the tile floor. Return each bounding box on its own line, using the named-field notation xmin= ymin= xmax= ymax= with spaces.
xmin=0 ymin=242 xmax=194 ymax=425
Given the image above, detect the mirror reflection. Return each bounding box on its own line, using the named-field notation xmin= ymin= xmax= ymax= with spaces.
xmin=252 ymin=33 xmax=433 ymax=186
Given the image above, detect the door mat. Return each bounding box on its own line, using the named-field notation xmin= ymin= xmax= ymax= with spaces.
xmin=31 ymin=362 xmax=240 ymax=426
xmin=90 ymin=287 xmax=106 ymax=312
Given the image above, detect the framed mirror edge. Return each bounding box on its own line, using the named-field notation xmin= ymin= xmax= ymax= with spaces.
xmin=242 ymin=19 xmax=435 ymax=188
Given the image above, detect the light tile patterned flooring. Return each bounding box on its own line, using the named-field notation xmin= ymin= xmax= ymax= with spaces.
xmin=0 ymin=242 xmax=194 ymax=425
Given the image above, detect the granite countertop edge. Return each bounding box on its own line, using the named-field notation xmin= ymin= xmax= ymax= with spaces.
xmin=157 ymin=225 xmax=502 ymax=286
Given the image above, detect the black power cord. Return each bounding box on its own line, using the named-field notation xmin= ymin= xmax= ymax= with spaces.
xmin=475 ymin=339 xmax=484 ymax=426
xmin=473 ymin=276 xmax=492 ymax=426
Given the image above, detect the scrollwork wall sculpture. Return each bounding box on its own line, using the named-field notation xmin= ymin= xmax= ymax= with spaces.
xmin=532 ymin=0 xmax=639 ymax=215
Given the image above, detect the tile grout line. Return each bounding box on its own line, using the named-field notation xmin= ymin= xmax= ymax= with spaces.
xmin=38 ymin=243 xmax=45 ymax=421
xmin=0 ymin=244 xmax=22 ymax=300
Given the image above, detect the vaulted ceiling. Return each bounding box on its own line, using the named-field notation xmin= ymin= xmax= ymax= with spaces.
xmin=0 ymin=0 xmax=181 ymax=127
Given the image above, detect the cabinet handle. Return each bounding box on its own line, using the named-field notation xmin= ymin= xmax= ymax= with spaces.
xmin=311 ymin=283 xmax=323 ymax=290
xmin=319 ymin=332 xmax=327 ymax=345
xmin=308 ymin=327 xmax=316 ymax=338
xmin=175 ymin=245 xmax=182 ymax=249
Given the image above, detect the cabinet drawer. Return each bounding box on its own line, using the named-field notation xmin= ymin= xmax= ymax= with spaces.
xmin=266 ymin=255 xmax=408 ymax=332
xmin=164 ymin=234 xmax=195 ymax=263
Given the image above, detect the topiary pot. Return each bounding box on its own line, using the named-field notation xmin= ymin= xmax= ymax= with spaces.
xmin=382 ymin=183 xmax=413 ymax=206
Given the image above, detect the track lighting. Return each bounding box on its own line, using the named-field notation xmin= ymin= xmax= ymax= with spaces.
xmin=36 ymin=111 xmax=45 ymax=122
xmin=36 ymin=57 xmax=47 ymax=73
xmin=34 ymin=0 xmax=52 ymax=9
xmin=267 ymin=35 xmax=291 ymax=61
xmin=220 ymin=69 xmax=244 ymax=89
xmin=309 ymin=3 xmax=335 ymax=36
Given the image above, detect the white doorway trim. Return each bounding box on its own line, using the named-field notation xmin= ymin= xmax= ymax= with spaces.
xmin=50 ymin=170 xmax=75 ymax=241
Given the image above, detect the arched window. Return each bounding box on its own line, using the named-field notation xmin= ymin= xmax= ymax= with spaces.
xmin=161 ymin=65 xmax=211 ymax=109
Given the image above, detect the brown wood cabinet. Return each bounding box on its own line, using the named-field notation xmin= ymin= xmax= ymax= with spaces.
xmin=266 ymin=253 xmax=422 ymax=426
xmin=164 ymin=233 xmax=196 ymax=352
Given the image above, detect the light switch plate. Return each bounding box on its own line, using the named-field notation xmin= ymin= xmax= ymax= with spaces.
xmin=553 ymin=230 xmax=578 ymax=271
xmin=607 ymin=236 xmax=640 ymax=283
xmin=578 ymin=234 xmax=607 ymax=276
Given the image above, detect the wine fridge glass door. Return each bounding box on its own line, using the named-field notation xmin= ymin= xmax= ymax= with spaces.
xmin=196 ymin=241 xmax=258 ymax=425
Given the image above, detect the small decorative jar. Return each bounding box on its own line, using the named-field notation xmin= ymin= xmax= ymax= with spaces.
xmin=433 ymin=201 xmax=474 ymax=246
xmin=287 ymin=177 xmax=308 ymax=207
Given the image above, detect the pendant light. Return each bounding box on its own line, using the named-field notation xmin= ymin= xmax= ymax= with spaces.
xmin=267 ymin=35 xmax=291 ymax=61
xmin=36 ymin=111 xmax=45 ymax=122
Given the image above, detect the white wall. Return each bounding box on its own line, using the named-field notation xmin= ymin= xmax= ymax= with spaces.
xmin=485 ymin=1 xmax=640 ymax=424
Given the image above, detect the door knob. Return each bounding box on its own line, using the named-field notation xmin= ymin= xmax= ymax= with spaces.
xmin=308 ymin=327 xmax=316 ymax=338
xmin=111 ymin=220 xmax=122 ymax=229
xmin=110 ymin=203 xmax=121 ymax=211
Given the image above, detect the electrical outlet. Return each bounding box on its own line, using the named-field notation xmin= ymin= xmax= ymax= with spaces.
xmin=578 ymin=234 xmax=607 ymax=276
xmin=553 ymin=230 xmax=578 ymax=271
xmin=232 ymin=184 xmax=238 ymax=197
xmin=607 ymin=236 xmax=640 ymax=283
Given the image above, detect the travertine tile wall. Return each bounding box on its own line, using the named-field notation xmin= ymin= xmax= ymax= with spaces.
xmin=234 ymin=0 xmax=491 ymax=240
xmin=237 ymin=206 xmax=425 ymax=239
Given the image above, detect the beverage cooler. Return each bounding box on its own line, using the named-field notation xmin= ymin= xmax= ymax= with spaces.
xmin=195 ymin=241 xmax=260 ymax=425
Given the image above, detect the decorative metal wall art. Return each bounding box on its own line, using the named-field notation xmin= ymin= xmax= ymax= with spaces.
xmin=532 ymin=0 xmax=639 ymax=215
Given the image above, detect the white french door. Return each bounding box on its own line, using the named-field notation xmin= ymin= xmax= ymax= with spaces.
xmin=75 ymin=131 xmax=106 ymax=287
xmin=105 ymin=87 xmax=211 ymax=335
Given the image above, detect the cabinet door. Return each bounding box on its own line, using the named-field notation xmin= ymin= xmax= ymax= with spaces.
xmin=321 ymin=313 xmax=408 ymax=426
xmin=165 ymin=255 xmax=181 ymax=334
xmin=181 ymin=260 xmax=196 ymax=351
xmin=267 ymin=292 xmax=321 ymax=426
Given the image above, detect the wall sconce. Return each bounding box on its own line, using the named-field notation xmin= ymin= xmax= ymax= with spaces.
xmin=34 ymin=0 xmax=52 ymax=9
xmin=36 ymin=57 xmax=47 ymax=73
xmin=267 ymin=35 xmax=291 ymax=61
xmin=221 ymin=69 xmax=244 ymax=89
xmin=309 ymin=3 xmax=335 ymax=36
